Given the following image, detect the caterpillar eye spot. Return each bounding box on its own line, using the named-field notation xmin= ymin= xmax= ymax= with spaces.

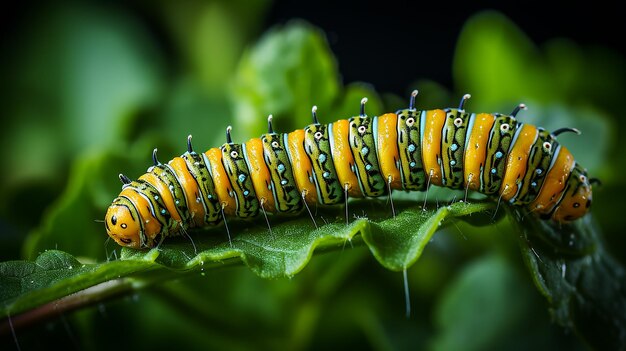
xmin=573 ymin=202 xmax=580 ymax=208
xmin=406 ymin=117 xmax=415 ymax=126
xmin=230 ymin=150 xmax=239 ymax=158
xmin=579 ymin=175 xmax=587 ymax=183
xmin=111 ymin=215 xmax=117 ymax=225
xmin=121 ymin=223 xmax=127 ymax=229
xmin=358 ymin=126 xmax=367 ymax=134
xmin=500 ymin=124 xmax=510 ymax=132
xmin=543 ymin=142 xmax=552 ymax=151
xmin=271 ymin=141 xmax=279 ymax=148
xmin=454 ymin=118 xmax=463 ymax=127
xmin=314 ymin=131 xmax=323 ymax=140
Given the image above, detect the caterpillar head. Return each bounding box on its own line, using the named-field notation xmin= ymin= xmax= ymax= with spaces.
xmin=105 ymin=197 xmax=142 ymax=249
xmin=552 ymin=164 xmax=593 ymax=222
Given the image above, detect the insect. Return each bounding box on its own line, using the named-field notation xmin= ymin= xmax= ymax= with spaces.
xmin=105 ymin=91 xmax=596 ymax=249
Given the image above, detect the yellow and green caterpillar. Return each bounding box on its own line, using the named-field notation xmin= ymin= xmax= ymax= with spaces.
xmin=105 ymin=91 xmax=595 ymax=249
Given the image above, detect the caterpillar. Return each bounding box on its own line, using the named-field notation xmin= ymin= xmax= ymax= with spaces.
xmin=105 ymin=91 xmax=596 ymax=249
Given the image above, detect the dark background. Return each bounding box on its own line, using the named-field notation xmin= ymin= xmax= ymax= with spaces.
xmin=2 ymin=0 xmax=623 ymax=98
xmin=266 ymin=0 xmax=624 ymax=95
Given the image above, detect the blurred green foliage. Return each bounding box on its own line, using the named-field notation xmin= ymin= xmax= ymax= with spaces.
xmin=0 ymin=2 xmax=624 ymax=350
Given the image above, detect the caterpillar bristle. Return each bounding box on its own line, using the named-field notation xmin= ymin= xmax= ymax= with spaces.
xmin=312 ymin=106 xmax=319 ymax=124
xmin=360 ymin=97 xmax=368 ymax=117
xmin=267 ymin=115 xmax=274 ymax=134
xmin=152 ymin=148 xmax=160 ymax=166
xmin=458 ymin=93 xmax=471 ymax=111
xmin=226 ymin=126 xmax=233 ymax=144
xmin=118 ymin=173 xmax=132 ymax=185
xmin=409 ymin=90 xmax=418 ymax=110
xmin=551 ymin=127 xmax=581 ymax=137
xmin=510 ymin=103 xmax=527 ymax=117
xmin=187 ymin=135 xmax=194 ymax=153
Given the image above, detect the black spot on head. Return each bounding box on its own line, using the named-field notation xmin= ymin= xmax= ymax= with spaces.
xmin=586 ymin=199 xmax=592 ymax=208
xmin=565 ymin=215 xmax=575 ymax=221
xmin=120 ymin=238 xmax=132 ymax=244
xmin=573 ymin=202 xmax=580 ymax=208
xmin=111 ymin=215 xmax=117 ymax=225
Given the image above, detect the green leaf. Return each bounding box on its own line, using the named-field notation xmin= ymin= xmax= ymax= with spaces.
xmin=1 ymin=200 xmax=492 ymax=320
xmin=454 ymin=11 xmax=551 ymax=109
xmin=363 ymin=202 xmax=493 ymax=271
xmin=512 ymin=209 xmax=626 ymax=350
xmin=0 ymin=4 xmax=164 ymax=234
xmin=232 ymin=21 xmax=342 ymax=138
xmin=159 ymin=0 xmax=271 ymax=92
xmin=433 ymin=255 xmax=533 ymax=351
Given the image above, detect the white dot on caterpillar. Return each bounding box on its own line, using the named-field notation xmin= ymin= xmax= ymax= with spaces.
xmin=231 ymin=150 xmax=238 ymax=158
xmin=358 ymin=125 xmax=367 ymax=134
xmin=454 ymin=118 xmax=463 ymax=127
xmin=500 ymin=124 xmax=510 ymax=132
xmin=543 ymin=142 xmax=552 ymax=151
xmin=271 ymin=141 xmax=279 ymax=148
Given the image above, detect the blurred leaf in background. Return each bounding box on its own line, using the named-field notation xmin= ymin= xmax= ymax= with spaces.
xmin=0 ymin=2 xmax=165 ymax=260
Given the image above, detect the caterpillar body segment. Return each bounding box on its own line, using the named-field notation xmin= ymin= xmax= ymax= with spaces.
xmin=105 ymin=94 xmax=594 ymax=249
